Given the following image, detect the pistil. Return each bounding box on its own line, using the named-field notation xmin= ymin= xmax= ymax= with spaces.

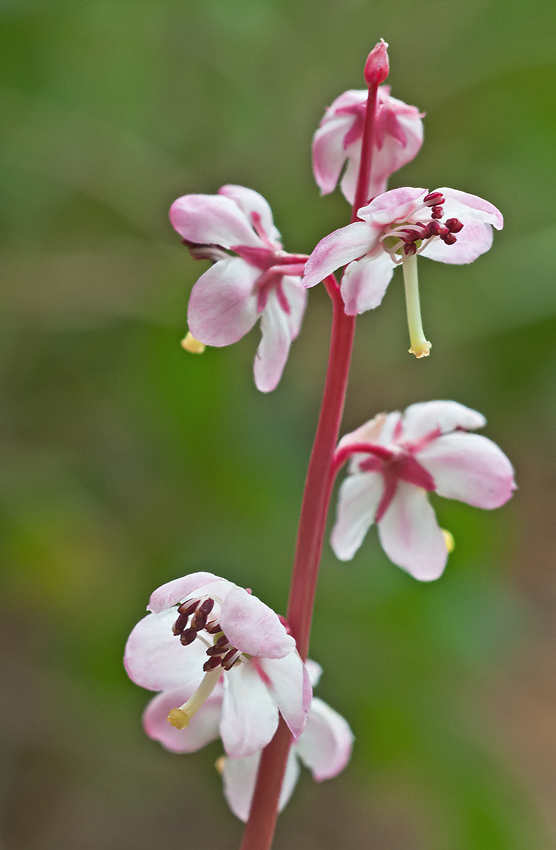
xmin=401 ymin=252 xmax=431 ymax=358
xmin=167 ymin=665 xmax=223 ymax=729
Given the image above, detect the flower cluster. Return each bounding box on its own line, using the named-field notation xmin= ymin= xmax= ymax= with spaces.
xmin=124 ymin=38 xmax=516 ymax=833
xmin=125 ymin=573 xmax=352 ymax=819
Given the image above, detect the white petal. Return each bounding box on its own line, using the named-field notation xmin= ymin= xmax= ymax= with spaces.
xmin=221 ymin=747 xmax=300 ymax=822
xmin=378 ymin=482 xmax=447 ymax=581
xmin=302 ymin=222 xmax=377 ymax=289
xmin=187 ymin=258 xmax=260 ymax=347
xmin=341 ymin=250 xmax=395 ymax=315
xmin=281 ymin=277 xmax=308 ymax=340
xmin=147 ymin=572 xmax=227 ymax=613
xmin=143 ymin=685 xmax=222 ymax=753
xmin=295 ymin=697 xmax=354 ymax=780
xmin=169 ymin=193 xmax=263 ymax=249
xmin=312 ymin=116 xmax=352 ymax=196
xmin=258 ymin=651 xmax=310 ymax=739
xmin=219 ymin=185 xmax=282 ymax=247
xmin=253 ymin=290 xmax=293 ymax=393
xmin=331 ymin=472 xmax=384 ymax=561
xmin=420 ymin=220 xmax=494 ymax=265
xmin=219 ymin=585 xmax=295 ymax=659
xmin=304 ymin=659 xmax=323 ymax=688
xmin=417 ymin=431 xmax=516 ymax=509
xmin=436 ymin=188 xmax=503 ymax=230
xmin=220 ymin=663 xmax=279 ymax=758
xmin=124 ymin=608 xmax=207 ymax=691
xmin=401 ymin=400 xmax=486 ymax=443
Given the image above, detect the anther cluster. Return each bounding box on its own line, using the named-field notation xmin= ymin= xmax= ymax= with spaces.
xmin=382 ymin=192 xmax=465 ymax=259
xmin=172 ymin=597 xmax=242 ymax=672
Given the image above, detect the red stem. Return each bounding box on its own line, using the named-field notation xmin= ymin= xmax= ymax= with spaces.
xmin=239 ymin=279 xmax=355 ymax=850
xmin=239 ymin=73 xmax=379 ymax=850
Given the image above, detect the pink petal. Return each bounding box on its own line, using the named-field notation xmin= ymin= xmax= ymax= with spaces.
xmin=339 ymin=144 xmax=361 ymax=205
xmin=220 ymin=663 xmax=279 ymax=758
xmin=147 ymin=572 xmax=226 ymax=613
xmin=401 ymin=400 xmax=486 ymax=444
xmin=221 ymin=748 xmax=300 ymax=822
xmin=438 ymin=188 xmax=503 ymax=230
xmin=124 ymin=608 xmax=207 ymax=691
xmin=169 ymin=193 xmax=263 ymax=249
xmin=331 ymin=472 xmax=384 ymax=561
xmin=368 ymin=103 xmax=424 ymax=199
xmin=219 ymin=586 xmax=295 ymax=659
xmin=357 ymin=187 xmax=426 ymax=227
xmin=143 ymin=685 xmax=222 ymax=753
xmin=377 ymin=482 xmax=448 ymax=581
xmin=187 ymin=258 xmax=260 ymax=346
xmin=302 ymin=223 xmax=377 ymax=289
xmin=259 ymin=650 xmax=311 ymax=740
xmin=312 ymin=116 xmax=352 ymax=195
xmin=281 ymin=277 xmax=308 ymax=340
xmin=218 ymin=185 xmax=282 ymax=247
xmin=341 ymin=250 xmax=395 ymax=315
xmin=295 ymin=697 xmax=354 ymax=781
xmin=420 ymin=220 xmax=494 ymax=265
xmin=417 ymin=431 xmax=516 ymax=509
xmin=253 ymin=290 xmax=293 ymax=393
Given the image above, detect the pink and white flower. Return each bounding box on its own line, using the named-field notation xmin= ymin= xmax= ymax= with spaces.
xmin=219 ymin=661 xmax=354 ymax=821
xmin=312 ymin=87 xmax=424 ymax=205
xmin=141 ymin=659 xmax=353 ymax=822
xmin=303 ymin=187 xmax=504 ymax=357
xmin=125 ymin=572 xmax=311 ymax=758
xmin=331 ymin=401 xmax=516 ymax=581
xmin=170 ymin=185 xmax=308 ymax=392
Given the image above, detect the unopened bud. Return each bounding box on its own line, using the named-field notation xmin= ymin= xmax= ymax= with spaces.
xmin=181 ymin=332 xmax=206 ymax=354
xmin=364 ymin=39 xmax=389 ymax=87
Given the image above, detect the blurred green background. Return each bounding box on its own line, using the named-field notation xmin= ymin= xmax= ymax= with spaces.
xmin=1 ymin=1 xmax=556 ymax=848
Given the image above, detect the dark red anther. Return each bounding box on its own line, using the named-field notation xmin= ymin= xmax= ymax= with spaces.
xmin=205 ymin=620 xmax=223 ymax=634
xmin=206 ymin=643 xmax=227 ymax=656
xmin=203 ymin=656 xmax=223 ymax=672
xmin=199 ymin=598 xmax=215 ymax=616
xmin=404 ymin=242 xmax=417 ymax=256
xmin=426 ymin=220 xmax=444 ymax=237
xmin=172 ymin=612 xmax=189 ymax=636
xmin=191 ymin=611 xmax=207 ymax=631
xmin=180 ymin=628 xmax=197 ymax=645
xmin=222 ymin=649 xmax=240 ymax=670
xmin=431 ymin=206 xmax=444 ymax=219
xmin=441 ymin=232 xmax=457 ymax=245
xmin=445 ymin=218 xmax=464 ymax=233
xmin=424 ymin=192 xmax=445 ymax=206
xmin=178 ymin=599 xmax=199 ymax=616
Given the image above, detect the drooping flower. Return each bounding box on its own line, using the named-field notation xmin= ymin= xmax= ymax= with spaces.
xmin=125 ymin=572 xmax=311 ymax=758
xmin=312 ymin=87 xmax=424 ymax=206
xmin=170 ymin=185 xmax=308 ymax=392
xmin=303 ymin=187 xmax=504 ymax=357
xmin=331 ymin=401 xmax=516 ymax=580
xmin=141 ymin=658 xmax=354 ymax=822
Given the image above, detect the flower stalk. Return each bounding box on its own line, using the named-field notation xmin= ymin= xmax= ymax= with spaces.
xmin=238 ymin=40 xmax=387 ymax=850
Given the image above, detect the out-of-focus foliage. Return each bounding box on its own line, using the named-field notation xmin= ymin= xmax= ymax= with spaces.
xmin=1 ymin=1 xmax=556 ymax=848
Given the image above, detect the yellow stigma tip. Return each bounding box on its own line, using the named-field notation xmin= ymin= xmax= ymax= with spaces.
xmin=409 ymin=341 xmax=431 ymax=359
xmin=167 ymin=708 xmax=190 ymax=729
xmin=214 ymin=756 xmax=226 ymax=776
xmin=442 ymin=529 xmax=455 ymax=554
xmin=181 ymin=332 xmax=206 ymax=354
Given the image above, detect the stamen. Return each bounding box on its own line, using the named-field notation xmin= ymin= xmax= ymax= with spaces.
xmin=445 ymin=218 xmax=464 ymax=233
xmin=430 ymin=205 xmax=444 ymax=219
xmin=172 ymin=612 xmax=190 ymax=635
xmin=180 ymin=628 xmax=197 ymax=646
xmin=401 ymin=253 xmax=431 ymax=359
xmin=167 ymin=666 xmax=222 ymax=729
xmin=181 ymin=332 xmax=206 ymax=354
xmin=423 ymin=192 xmax=445 ymax=206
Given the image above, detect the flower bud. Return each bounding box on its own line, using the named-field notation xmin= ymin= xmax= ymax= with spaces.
xmin=364 ymin=39 xmax=389 ymax=87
